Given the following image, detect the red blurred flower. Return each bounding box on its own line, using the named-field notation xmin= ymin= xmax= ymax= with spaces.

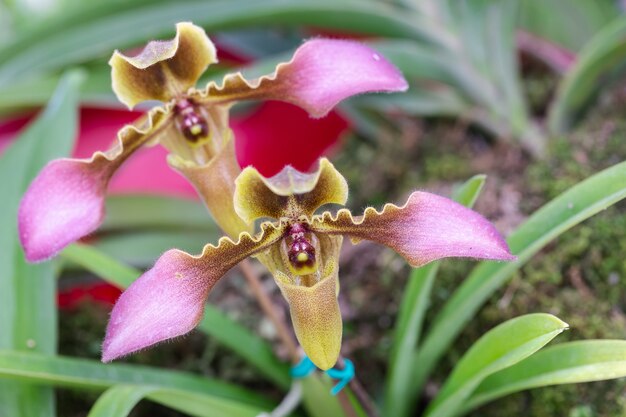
xmin=0 ymin=103 xmax=349 ymax=195
xmin=234 ymin=101 xmax=349 ymax=177
xmin=57 ymin=282 xmax=122 ymax=309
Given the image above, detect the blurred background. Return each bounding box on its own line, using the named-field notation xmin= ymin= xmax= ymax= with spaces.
xmin=2 ymin=1 xmax=626 ymax=416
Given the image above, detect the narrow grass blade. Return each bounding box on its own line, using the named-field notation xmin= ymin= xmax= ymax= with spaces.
xmin=300 ymin=377 xmax=347 ymax=417
xmin=101 ymin=195 xmax=217 ymax=232
xmin=519 ymin=0 xmax=617 ymax=52
xmin=451 ymin=174 xmax=487 ymax=208
xmin=549 ymin=16 xmax=626 ymax=134
xmin=87 ymin=384 xmax=264 ymax=417
xmin=383 ymin=175 xmax=486 ymax=417
xmin=0 ymin=0 xmax=449 ymax=86
xmin=0 ymin=70 xmax=84 ymax=417
xmin=87 ymin=385 xmax=157 ymax=417
xmin=0 ymin=351 xmax=272 ymax=417
xmin=92 ymin=230 xmax=212 ymax=268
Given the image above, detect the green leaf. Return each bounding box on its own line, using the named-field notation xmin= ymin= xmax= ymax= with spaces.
xmin=424 ymin=314 xmax=568 ymax=417
xmin=198 ymin=306 xmax=291 ymax=390
xmin=86 ymin=384 xmax=266 ymax=417
xmin=464 ymin=340 xmax=626 ymax=413
xmin=549 ymin=16 xmax=626 ymax=134
xmin=362 ymin=3 xmax=542 ymax=153
xmin=383 ymin=174 xmax=486 ymax=417
xmin=0 ymin=70 xmax=84 ymax=417
xmin=519 ymin=0 xmax=618 ymax=52
xmin=102 ymin=195 xmax=217 ymax=232
xmin=92 ymin=195 xmax=222 ymax=268
xmin=215 ymin=28 xmax=303 ymax=59
xmin=352 ymin=86 xmax=467 ymax=118
xmin=61 ymin=243 xmax=140 ymax=287
xmin=451 ymin=174 xmax=487 ymax=208
xmin=87 ymin=385 xmax=157 ymax=417
xmin=0 ymin=66 xmax=114 ymax=115
xmin=0 ymin=0 xmax=447 ymax=86
xmin=300 ymin=376 xmax=347 ymax=417
xmin=384 ymin=264 xmax=438 ymax=417
xmin=60 ymin=243 xmax=291 ymax=389
xmin=442 ymin=0 xmax=531 ymax=135
xmin=146 ymin=389 xmax=267 ymax=417
xmin=92 ymin=230 xmax=211 ymax=268
xmin=410 ymin=159 xmax=626 ymax=401
xmin=0 ymin=351 xmax=272 ymax=417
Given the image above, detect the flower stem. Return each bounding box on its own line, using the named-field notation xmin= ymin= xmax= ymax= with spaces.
xmin=350 ymin=378 xmax=380 ymax=417
xmin=337 ymin=391 xmax=359 ymax=417
xmin=337 ymin=357 xmax=380 ymax=417
xmin=239 ymin=259 xmax=300 ymax=362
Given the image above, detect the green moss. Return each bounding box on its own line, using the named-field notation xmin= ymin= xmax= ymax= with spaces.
xmin=423 ymin=152 xmax=472 ymax=181
xmin=458 ymin=101 xmax=626 ymax=417
xmin=334 ymin=120 xmax=475 ymax=211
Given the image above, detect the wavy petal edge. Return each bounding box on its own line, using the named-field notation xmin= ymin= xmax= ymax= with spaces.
xmin=18 ymin=106 xmax=171 ymax=262
xmin=310 ymin=191 xmax=516 ymax=267
xmin=196 ymin=38 xmax=408 ymax=118
xmin=110 ymin=22 xmax=217 ymax=108
xmin=103 ymin=220 xmax=287 ymax=361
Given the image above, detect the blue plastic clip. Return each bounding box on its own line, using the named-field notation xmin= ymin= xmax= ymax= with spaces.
xmin=290 ymin=355 xmax=316 ymax=379
xmin=325 ymin=359 xmax=355 ymax=395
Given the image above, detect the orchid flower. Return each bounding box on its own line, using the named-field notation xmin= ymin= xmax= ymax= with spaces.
xmin=102 ymin=159 xmax=514 ymax=370
xmin=18 ymin=22 xmax=408 ymax=261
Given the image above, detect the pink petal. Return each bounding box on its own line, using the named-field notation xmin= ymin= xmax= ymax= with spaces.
xmin=102 ymin=249 xmax=212 ymax=362
xmin=208 ymin=38 xmax=408 ymax=118
xmin=18 ymin=106 xmax=174 ymax=262
xmin=18 ymin=159 xmax=108 ymax=262
xmin=312 ymin=191 xmax=515 ymax=267
xmin=103 ymin=222 xmax=286 ymax=361
xmin=276 ymin=38 xmax=409 ymax=117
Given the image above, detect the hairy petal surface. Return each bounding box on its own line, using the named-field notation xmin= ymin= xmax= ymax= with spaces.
xmin=202 ymin=39 xmax=408 ymax=118
xmin=19 ymin=159 xmax=108 ymax=262
xmin=234 ymin=158 xmax=348 ymax=223
xmin=311 ymin=191 xmax=515 ymax=267
xmin=111 ymin=22 xmax=217 ymax=108
xmin=274 ymin=260 xmax=342 ymax=371
xmin=102 ymin=222 xmax=285 ymax=361
xmin=102 ymin=249 xmax=214 ymax=363
xmin=19 ymin=108 xmax=171 ymax=262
